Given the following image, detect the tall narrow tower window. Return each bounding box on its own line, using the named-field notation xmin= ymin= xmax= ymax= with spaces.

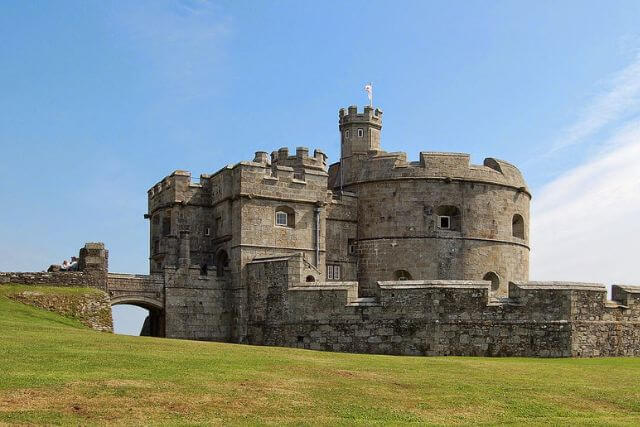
xmin=357 ymin=128 xmax=364 ymax=137
xmin=344 ymin=130 xmax=349 ymax=138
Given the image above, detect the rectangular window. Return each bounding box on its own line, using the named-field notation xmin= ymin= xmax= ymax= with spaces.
xmin=345 ymin=130 xmax=349 ymax=138
xmin=204 ymin=227 xmax=210 ymax=236
xmin=275 ymin=211 xmax=288 ymax=226
xmin=327 ymin=264 xmax=341 ymax=280
xmin=162 ymin=216 xmax=171 ymax=236
xmin=438 ymin=215 xmax=450 ymax=229
xmin=357 ymin=128 xmax=364 ymax=137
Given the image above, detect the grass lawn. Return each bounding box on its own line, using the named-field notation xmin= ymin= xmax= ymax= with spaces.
xmin=1 ymin=285 xmax=640 ymax=425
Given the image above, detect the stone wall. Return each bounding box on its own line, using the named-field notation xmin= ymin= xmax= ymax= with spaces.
xmin=245 ymin=255 xmax=640 ymax=357
xmin=163 ymin=265 xmax=233 ymax=341
xmin=0 ymin=271 xmax=106 ymax=288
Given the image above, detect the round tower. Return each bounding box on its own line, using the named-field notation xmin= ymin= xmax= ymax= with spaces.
xmin=339 ymin=105 xmax=383 ymax=158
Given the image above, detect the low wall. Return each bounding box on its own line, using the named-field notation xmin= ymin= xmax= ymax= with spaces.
xmin=245 ymin=256 xmax=640 ymax=357
xmin=0 ymin=271 xmax=107 ymax=289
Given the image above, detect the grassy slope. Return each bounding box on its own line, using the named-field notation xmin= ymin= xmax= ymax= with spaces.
xmin=1 ymin=288 xmax=640 ymax=425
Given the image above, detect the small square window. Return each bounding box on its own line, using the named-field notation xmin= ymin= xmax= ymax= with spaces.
xmin=438 ymin=216 xmax=450 ymax=229
xmin=275 ymin=211 xmax=288 ymax=226
xmin=357 ymin=128 xmax=364 ymax=137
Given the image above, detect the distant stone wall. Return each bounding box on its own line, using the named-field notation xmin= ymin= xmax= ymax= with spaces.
xmin=0 ymin=271 xmax=106 ymax=288
xmin=245 ymin=255 xmax=640 ymax=357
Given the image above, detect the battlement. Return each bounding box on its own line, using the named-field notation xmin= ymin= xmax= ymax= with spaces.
xmin=147 ymin=170 xmax=192 ymax=198
xmin=269 ymin=146 xmax=327 ymax=171
xmin=338 ymin=105 xmax=383 ymax=127
xmin=338 ymin=149 xmax=529 ymax=192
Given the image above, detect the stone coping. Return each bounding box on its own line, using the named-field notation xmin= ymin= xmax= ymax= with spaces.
xmin=247 ymin=256 xmax=296 ymax=264
xmin=513 ymin=281 xmax=606 ymax=291
xmin=107 ymin=273 xmax=153 ymax=279
xmin=613 ymin=284 xmax=640 ymax=293
xmin=378 ymin=280 xmax=490 ymax=290
xmin=290 ymin=282 xmax=357 ymax=291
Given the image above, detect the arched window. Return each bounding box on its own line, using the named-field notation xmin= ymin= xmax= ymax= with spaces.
xmin=306 ymin=275 xmax=315 ymax=282
xmin=435 ymin=205 xmax=461 ymax=231
xmin=394 ymin=270 xmax=412 ymax=281
xmin=483 ymin=272 xmax=500 ymax=292
xmin=512 ymin=214 xmax=525 ymax=239
xmin=216 ymin=250 xmax=229 ymax=277
xmin=275 ymin=206 xmax=295 ymax=228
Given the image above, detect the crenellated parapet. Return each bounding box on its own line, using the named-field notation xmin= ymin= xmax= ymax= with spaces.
xmin=335 ymin=150 xmax=529 ymax=194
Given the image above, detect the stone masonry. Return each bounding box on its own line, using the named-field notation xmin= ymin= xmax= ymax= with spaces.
xmin=2 ymin=105 xmax=639 ymax=357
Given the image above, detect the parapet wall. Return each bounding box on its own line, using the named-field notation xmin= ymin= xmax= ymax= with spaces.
xmin=335 ymin=150 xmax=529 ymax=193
xmin=245 ymin=255 xmax=640 ymax=357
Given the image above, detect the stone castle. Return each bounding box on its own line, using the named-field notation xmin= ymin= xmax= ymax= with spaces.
xmin=2 ymin=105 xmax=639 ymax=357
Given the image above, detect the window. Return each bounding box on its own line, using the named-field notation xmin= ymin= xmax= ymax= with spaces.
xmin=216 ymin=250 xmax=229 ymax=277
xmin=512 ymin=214 xmax=525 ymax=239
xmin=275 ymin=211 xmax=288 ymax=226
xmin=344 ymin=130 xmax=349 ymax=138
xmin=435 ymin=205 xmax=461 ymax=231
xmin=162 ymin=216 xmax=171 ymax=236
xmin=438 ymin=216 xmax=450 ymax=229
xmin=275 ymin=206 xmax=295 ymax=228
xmin=306 ymin=275 xmax=315 ymax=282
xmin=327 ymin=264 xmax=341 ymax=280
xmin=357 ymin=128 xmax=364 ymax=137
xmin=483 ymin=272 xmax=501 ymax=292
xmin=204 ymin=227 xmax=210 ymax=236
xmin=348 ymin=239 xmax=357 ymax=255
xmin=394 ymin=270 xmax=412 ymax=280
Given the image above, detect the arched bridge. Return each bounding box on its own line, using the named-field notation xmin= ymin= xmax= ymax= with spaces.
xmin=107 ymin=273 xmax=165 ymax=337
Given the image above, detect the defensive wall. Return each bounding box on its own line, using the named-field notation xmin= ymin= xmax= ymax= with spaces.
xmin=245 ymin=254 xmax=640 ymax=357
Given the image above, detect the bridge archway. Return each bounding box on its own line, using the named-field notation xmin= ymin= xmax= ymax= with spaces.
xmin=110 ymin=296 xmax=165 ymax=337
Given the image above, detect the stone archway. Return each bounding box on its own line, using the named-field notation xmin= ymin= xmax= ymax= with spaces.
xmin=110 ymin=296 xmax=165 ymax=337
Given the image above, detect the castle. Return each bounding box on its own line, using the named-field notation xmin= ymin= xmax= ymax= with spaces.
xmin=2 ymin=105 xmax=639 ymax=357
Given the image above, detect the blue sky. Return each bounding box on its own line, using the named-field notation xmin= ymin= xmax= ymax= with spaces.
xmin=2 ymin=1 xmax=640 ymax=334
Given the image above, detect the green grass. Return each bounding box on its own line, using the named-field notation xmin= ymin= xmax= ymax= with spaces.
xmin=1 ymin=286 xmax=640 ymax=425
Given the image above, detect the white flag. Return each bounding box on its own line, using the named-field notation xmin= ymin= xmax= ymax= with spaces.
xmin=364 ymin=83 xmax=372 ymax=105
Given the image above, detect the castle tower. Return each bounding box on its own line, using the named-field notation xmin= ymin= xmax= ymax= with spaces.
xmin=339 ymin=105 xmax=383 ymax=158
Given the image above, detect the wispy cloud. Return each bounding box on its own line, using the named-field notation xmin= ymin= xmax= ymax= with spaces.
xmin=531 ymin=46 xmax=640 ymax=285
xmin=531 ymin=111 xmax=640 ymax=285
xmin=551 ymin=52 xmax=640 ymax=153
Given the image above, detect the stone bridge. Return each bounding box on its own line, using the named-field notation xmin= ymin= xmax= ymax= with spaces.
xmin=106 ymin=273 xmax=166 ymax=337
